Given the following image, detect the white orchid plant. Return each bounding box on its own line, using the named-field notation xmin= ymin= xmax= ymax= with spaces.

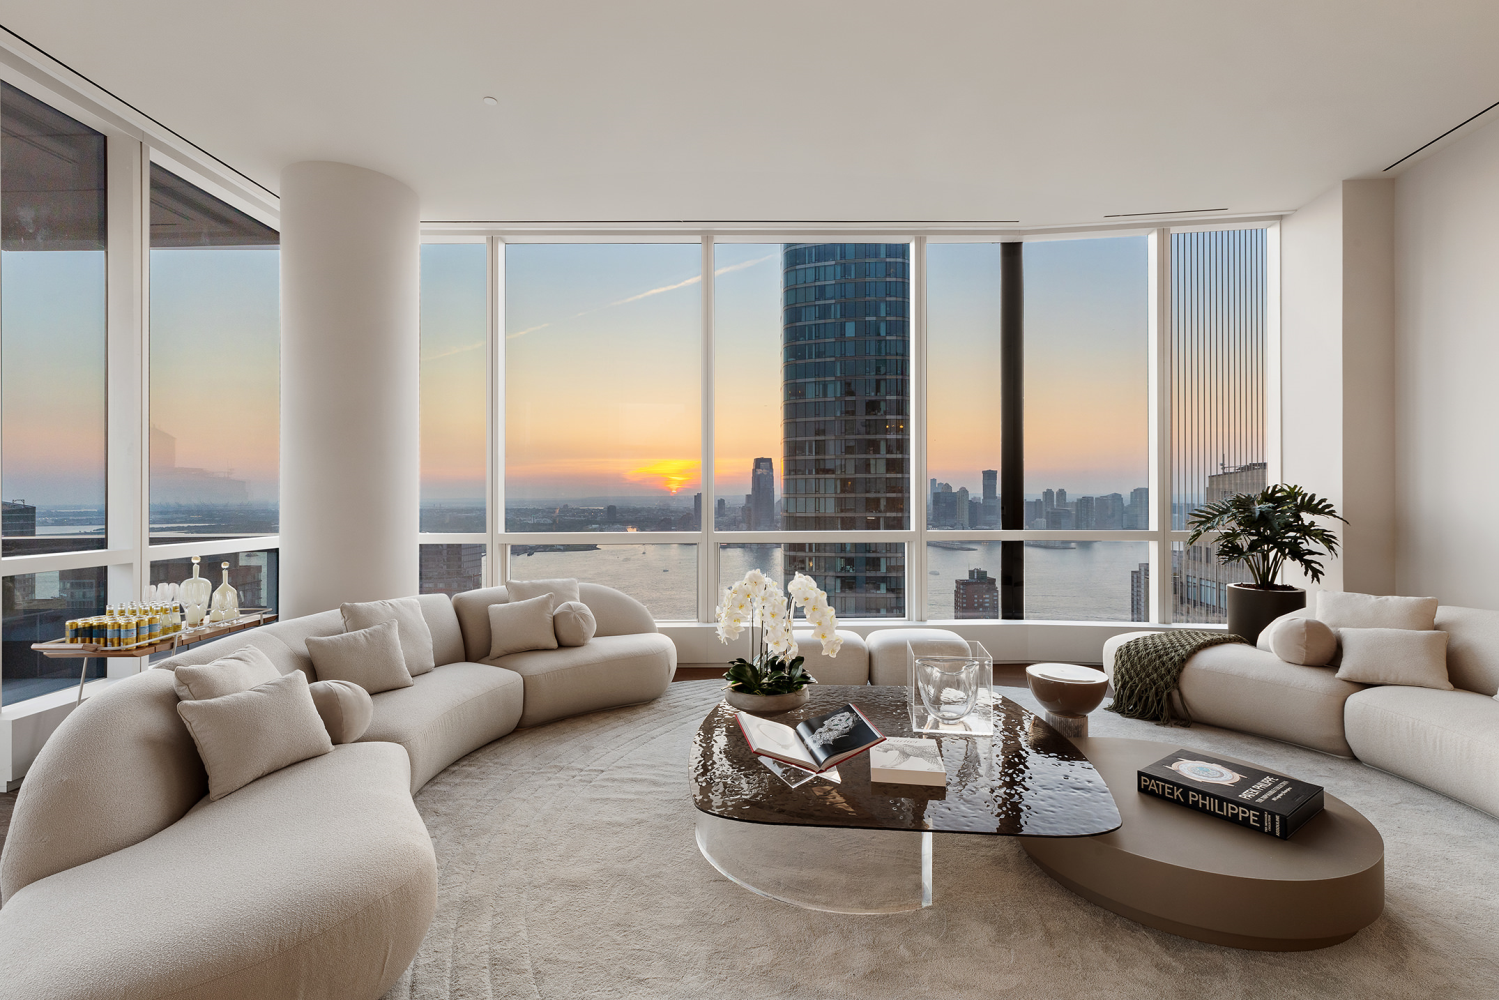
xmin=717 ymin=569 xmax=842 ymax=696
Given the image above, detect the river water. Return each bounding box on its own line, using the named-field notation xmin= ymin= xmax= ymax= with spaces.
xmin=507 ymin=538 xmax=1149 ymax=623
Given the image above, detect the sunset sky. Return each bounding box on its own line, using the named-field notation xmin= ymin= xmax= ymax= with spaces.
xmin=2 ymin=250 xmax=107 ymax=508
xmin=417 ymin=238 xmax=1150 ymax=503
xmin=0 ymin=238 xmax=1147 ymax=513
xmin=150 ymin=246 xmax=281 ymax=503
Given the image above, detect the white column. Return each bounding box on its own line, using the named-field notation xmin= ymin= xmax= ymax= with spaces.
xmin=280 ymin=162 xmax=420 ymax=617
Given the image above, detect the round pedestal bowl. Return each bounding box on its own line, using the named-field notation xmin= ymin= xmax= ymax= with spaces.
xmin=1025 ymin=663 xmax=1110 ymax=738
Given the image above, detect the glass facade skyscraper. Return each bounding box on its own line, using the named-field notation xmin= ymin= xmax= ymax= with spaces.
xmin=780 ymin=243 xmax=910 ymax=617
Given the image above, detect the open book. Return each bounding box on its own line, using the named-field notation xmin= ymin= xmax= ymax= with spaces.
xmin=735 ymin=703 xmax=885 ymax=774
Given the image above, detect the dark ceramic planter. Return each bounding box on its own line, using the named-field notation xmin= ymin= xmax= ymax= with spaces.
xmin=1226 ymin=584 xmax=1307 ymax=646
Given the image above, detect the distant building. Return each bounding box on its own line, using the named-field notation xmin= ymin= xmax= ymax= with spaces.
xmin=1205 ymin=461 xmax=1267 ymax=505
xmin=1096 ymin=493 xmax=1124 ymax=529
xmin=981 ymin=468 xmax=999 ymax=527
xmin=1175 ymin=461 xmax=1269 ymax=623
xmin=1074 ymin=495 xmax=1094 ymax=531
xmin=3 ymin=501 xmax=36 ymax=536
xmin=606 ymin=504 xmax=617 ymax=522
xmin=1042 ymin=488 xmax=1055 ymax=511
xmin=1130 ymin=562 xmax=1149 ymax=621
xmin=1046 ymin=507 xmax=1075 ymax=530
xmin=749 ymin=458 xmax=775 ymax=531
xmin=955 ymin=487 xmax=970 ymax=528
xmin=693 ymin=493 xmax=702 ymax=530
xmin=1124 ymin=486 xmax=1149 ymax=529
xmin=1025 ymin=498 xmax=1043 ymax=528
xmin=954 ymin=568 xmax=999 ymax=619
xmin=1056 ymin=488 xmax=1067 ymax=507
xmin=781 ymin=242 xmax=909 ymax=616
xmin=931 ymin=490 xmax=958 ymax=526
xmin=149 ymin=424 xmax=250 ymax=505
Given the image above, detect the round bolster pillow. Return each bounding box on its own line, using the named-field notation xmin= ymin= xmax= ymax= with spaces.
xmin=308 ymin=679 xmax=375 ymax=744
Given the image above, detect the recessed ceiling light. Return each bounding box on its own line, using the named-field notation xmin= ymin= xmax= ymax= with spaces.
xmin=482 ymin=96 xmax=498 ymax=106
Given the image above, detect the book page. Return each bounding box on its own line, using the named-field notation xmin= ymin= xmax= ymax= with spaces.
xmin=736 ymin=712 xmax=818 ymax=770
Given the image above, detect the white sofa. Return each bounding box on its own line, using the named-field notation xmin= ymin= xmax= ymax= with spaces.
xmin=0 ymin=582 xmax=675 ymax=1000
xmin=1104 ymin=602 xmax=1499 ymax=818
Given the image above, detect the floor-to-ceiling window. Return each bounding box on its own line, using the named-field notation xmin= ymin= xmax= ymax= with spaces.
xmin=0 ymin=82 xmax=109 ymax=703
xmin=423 ymin=228 xmax=1271 ymax=630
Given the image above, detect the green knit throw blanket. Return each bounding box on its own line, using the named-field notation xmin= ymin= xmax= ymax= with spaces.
xmin=1107 ymin=630 xmax=1247 ymax=727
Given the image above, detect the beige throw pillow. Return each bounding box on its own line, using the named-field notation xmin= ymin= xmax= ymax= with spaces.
xmin=1335 ymin=628 xmax=1454 ymax=690
xmin=488 ymin=594 xmax=559 ymax=659
xmin=553 ymin=600 xmax=597 ymax=647
xmin=175 ymin=671 xmax=334 ymax=800
xmin=306 ymin=619 xmax=413 ymax=694
xmin=341 ymin=597 xmax=435 ymax=675
xmin=1267 ymin=617 xmax=1339 ymax=666
xmin=308 ymin=679 xmax=374 ymax=744
xmin=1317 ymin=591 xmax=1438 ymax=631
xmin=506 ymin=577 xmax=581 ymax=606
xmin=173 ymin=645 xmax=281 ymax=701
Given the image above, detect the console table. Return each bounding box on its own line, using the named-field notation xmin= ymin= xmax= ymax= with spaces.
xmin=30 ymin=611 xmax=279 ymax=704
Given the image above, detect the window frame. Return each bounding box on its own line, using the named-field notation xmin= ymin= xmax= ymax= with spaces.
xmin=419 ymin=222 xmax=1281 ymax=628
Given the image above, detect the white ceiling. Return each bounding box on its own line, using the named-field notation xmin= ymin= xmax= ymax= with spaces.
xmin=2 ymin=0 xmax=1497 ymax=226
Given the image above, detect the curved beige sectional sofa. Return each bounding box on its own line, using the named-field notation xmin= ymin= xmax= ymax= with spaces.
xmin=0 ymin=583 xmax=674 ymax=1000
xmin=1103 ymin=603 xmax=1499 ymax=818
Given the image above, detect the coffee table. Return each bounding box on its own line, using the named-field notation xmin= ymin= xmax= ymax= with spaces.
xmin=690 ymin=684 xmax=1121 ymax=913
xmin=1019 ymin=737 xmax=1385 ymax=950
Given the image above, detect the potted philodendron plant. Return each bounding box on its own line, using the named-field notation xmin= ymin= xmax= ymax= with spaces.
xmin=1185 ymin=483 xmax=1345 ymax=645
xmin=717 ymin=569 xmax=842 ymax=713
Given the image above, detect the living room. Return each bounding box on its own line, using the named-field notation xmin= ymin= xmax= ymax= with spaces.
xmin=0 ymin=3 xmax=1496 ymax=998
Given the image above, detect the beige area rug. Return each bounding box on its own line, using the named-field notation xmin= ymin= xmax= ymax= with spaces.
xmin=382 ymin=681 xmax=1499 ymax=1000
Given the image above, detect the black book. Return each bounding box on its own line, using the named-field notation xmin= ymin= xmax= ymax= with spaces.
xmin=1137 ymin=750 xmax=1325 ymax=840
xmin=736 ymin=703 xmax=885 ymax=774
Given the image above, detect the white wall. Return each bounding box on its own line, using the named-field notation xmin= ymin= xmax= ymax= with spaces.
xmin=1280 ymin=179 xmax=1396 ymax=595
xmin=1394 ymin=119 xmax=1499 ymax=608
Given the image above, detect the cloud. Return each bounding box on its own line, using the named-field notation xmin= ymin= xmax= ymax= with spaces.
xmin=421 ymin=340 xmax=486 ymax=361
xmin=510 ymin=251 xmax=778 ymax=339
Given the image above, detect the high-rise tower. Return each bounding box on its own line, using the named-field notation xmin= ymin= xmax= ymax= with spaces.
xmin=781 ymin=243 xmax=909 ymax=617
xmin=749 ymin=457 xmax=776 ymax=531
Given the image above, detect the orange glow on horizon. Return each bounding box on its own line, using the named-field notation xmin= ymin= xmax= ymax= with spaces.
xmin=624 ymin=459 xmax=700 ymax=495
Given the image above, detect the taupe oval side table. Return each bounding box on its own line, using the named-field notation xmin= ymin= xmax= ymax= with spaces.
xmin=1019 ymin=737 xmax=1384 ymax=951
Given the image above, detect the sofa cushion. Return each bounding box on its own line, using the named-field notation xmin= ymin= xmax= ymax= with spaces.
xmin=361 ymin=662 xmax=525 ymax=792
xmin=865 ymin=629 xmax=968 ymax=686
xmin=415 ymin=592 xmax=467 ymax=667
xmin=452 ymin=585 xmax=510 ymax=662
xmin=0 ymin=669 xmax=207 ymax=903
xmin=578 ymin=582 xmax=657 ymax=638
xmin=1103 ymin=632 xmax=1364 ymax=757
xmin=1435 ymin=605 xmax=1499 ymax=696
xmin=487 ymin=594 xmax=558 ymax=658
xmin=1266 ymin=617 xmax=1338 ymax=666
xmin=157 ymin=628 xmax=314 ymax=681
xmin=1255 ymin=606 xmax=1315 ymax=651
xmin=342 ymin=597 xmax=436 ymax=676
xmin=553 ymin=600 xmax=597 ymax=647
xmin=0 ymin=742 xmax=435 ymax=1000
xmin=792 ymin=629 xmax=868 ymax=685
xmin=506 ymin=577 xmax=580 ymax=606
xmin=235 ymin=609 xmax=343 ymax=680
xmin=172 ymin=644 xmax=282 ymax=701
xmin=487 ymin=632 xmax=676 ymax=728
xmin=1335 ymin=628 xmax=1454 ymax=690
xmin=176 ymin=672 xmax=335 ymax=801
xmin=1316 ymin=591 xmax=1438 ymax=631
xmin=307 ymin=619 xmax=413 ymax=694
xmin=308 ymin=680 xmax=375 ymax=744
xmin=1345 ymin=685 xmax=1499 ymax=818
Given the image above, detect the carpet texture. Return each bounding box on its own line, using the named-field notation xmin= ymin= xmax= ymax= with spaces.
xmin=382 ymin=681 xmax=1499 ymax=999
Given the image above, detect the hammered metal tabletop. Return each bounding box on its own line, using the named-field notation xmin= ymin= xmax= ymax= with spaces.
xmin=691 ymin=684 xmax=1122 ymax=837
